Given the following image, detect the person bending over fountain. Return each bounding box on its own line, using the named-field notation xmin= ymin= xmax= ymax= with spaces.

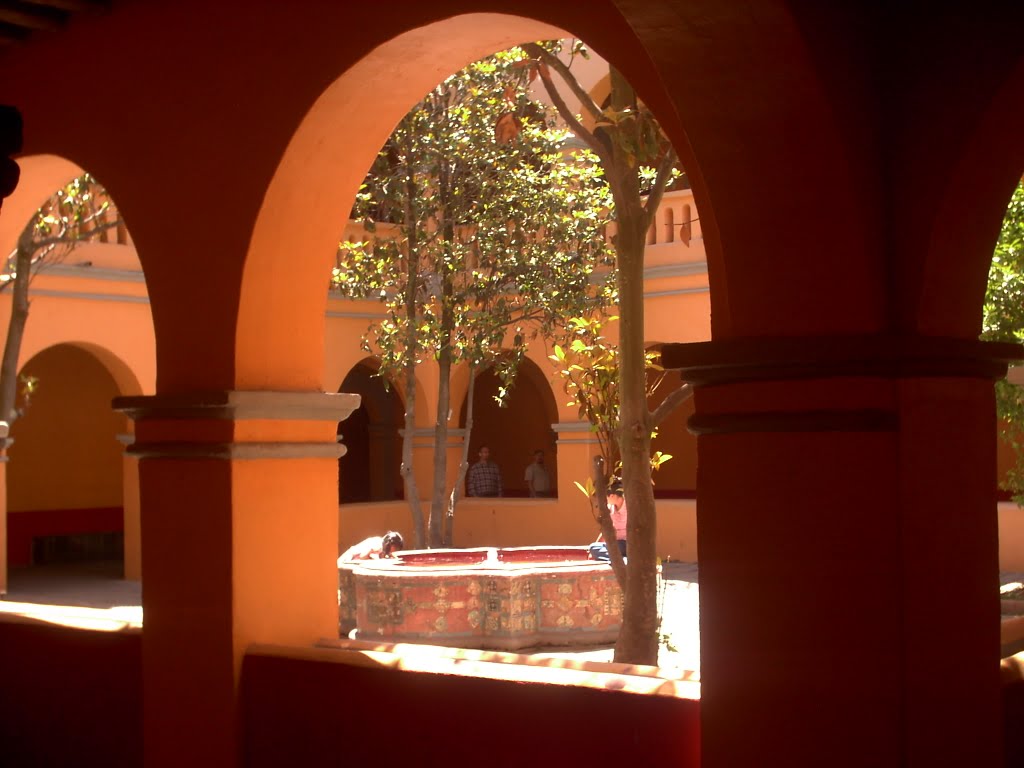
xmin=338 ymin=531 xmax=405 ymax=563
xmin=589 ymin=484 xmax=627 ymax=562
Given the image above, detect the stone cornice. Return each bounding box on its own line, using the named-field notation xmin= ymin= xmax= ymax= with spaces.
xmin=643 ymin=262 xmax=708 ymax=280
xmin=113 ymin=391 xmax=361 ymax=422
xmin=551 ymin=421 xmax=594 ymax=433
xmin=661 ymin=335 xmax=1024 ymax=387
xmin=30 ymin=288 xmax=149 ymax=304
xmin=125 ymin=441 xmax=346 ymax=460
xmin=398 ymin=428 xmax=467 ymax=439
xmin=645 ymin=286 xmax=710 ymax=299
xmin=38 ymin=263 xmax=147 ymax=283
xmin=687 ymin=409 xmax=898 ymax=436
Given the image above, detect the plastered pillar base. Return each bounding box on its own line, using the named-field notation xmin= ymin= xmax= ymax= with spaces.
xmin=114 ymin=390 xmax=358 ymax=768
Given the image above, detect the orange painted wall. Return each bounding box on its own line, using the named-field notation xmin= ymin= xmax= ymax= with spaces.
xmin=1000 ymin=502 xmax=1024 ymax=571
xmin=241 ymin=646 xmax=701 ymax=768
xmin=339 ymin=498 xmax=699 ymax=562
xmin=649 ymin=369 xmax=698 ymax=495
xmin=0 ymin=618 xmax=142 ymax=766
xmin=8 ymin=344 xmax=125 ymax=512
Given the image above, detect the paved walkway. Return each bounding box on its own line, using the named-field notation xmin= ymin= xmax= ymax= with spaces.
xmin=0 ymin=561 xmax=143 ymax=629
xmin=0 ymin=559 xmax=704 ymax=671
xmin=4 ymin=560 xmax=1021 ymax=675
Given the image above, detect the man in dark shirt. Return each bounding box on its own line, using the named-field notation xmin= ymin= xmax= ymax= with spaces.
xmin=466 ymin=445 xmax=502 ymax=497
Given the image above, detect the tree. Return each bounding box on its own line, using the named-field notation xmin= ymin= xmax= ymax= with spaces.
xmin=333 ymin=46 xmax=615 ymax=549
xmin=522 ymin=40 xmax=692 ymax=665
xmin=983 ymin=178 xmax=1024 ymax=502
xmin=1 ymin=173 xmax=120 ymax=425
xmin=550 ymin=314 xmax=687 ymax=590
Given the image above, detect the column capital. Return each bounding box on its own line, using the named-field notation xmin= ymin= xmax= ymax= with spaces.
xmin=661 ymin=334 xmax=1023 ymax=387
xmin=398 ymin=428 xmax=467 ymax=440
xmin=113 ymin=390 xmax=360 ymax=421
xmin=112 ymin=391 xmax=360 ymax=460
xmin=552 ymin=421 xmax=600 ymax=444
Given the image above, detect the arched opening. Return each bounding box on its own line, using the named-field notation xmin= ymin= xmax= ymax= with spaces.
xmin=459 ymin=356 xmax=559 ymax=497
xmin=7 ymin=343 xmax=129 ymax=569
xmin=8 ymin=5 xmax=1024 ymax=767
xmin=337 ymin=359 xmax=403 ymax=503
xmin=0 ymin=158 xmax=151 ymax=591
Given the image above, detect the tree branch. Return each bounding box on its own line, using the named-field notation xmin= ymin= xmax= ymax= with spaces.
xmin=592 ymin=454 xmax=628 ymax=589
xmin=523 ymin=43 xmax=606 ymax=123
xmin=24 ymin=217 xmax=121 ymax=254
xmin=651 ymin=381 xmax=693 ymax=428
xmin=642 ymin=144 xmax=679 ymax=226
xmin=521 ymin=43 xmax=611 ymax=168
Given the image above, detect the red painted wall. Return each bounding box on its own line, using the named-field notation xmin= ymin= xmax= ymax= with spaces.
xmin=6 ymin=506 xmax=123 ymax=566
xmin=0 ymin=618 xmax=142 ymax=768
xmin=241 ymin=648 xmax=701 ymax=767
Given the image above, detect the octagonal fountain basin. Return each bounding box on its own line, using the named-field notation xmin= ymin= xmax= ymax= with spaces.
xmin=338 ymin=546 xmax=623 ymax=651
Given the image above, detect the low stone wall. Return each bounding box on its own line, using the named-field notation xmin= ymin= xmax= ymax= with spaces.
xmin=241 ymin=642 xmax=702 ymax=768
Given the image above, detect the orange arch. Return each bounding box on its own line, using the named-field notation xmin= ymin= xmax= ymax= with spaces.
xmin=237 ymin=10 xmax=694 ymax=391
xmin=0 ymin=154 xmax=84 ymax=258
xmin=912 ymin=55 xmax=1024 ymax=338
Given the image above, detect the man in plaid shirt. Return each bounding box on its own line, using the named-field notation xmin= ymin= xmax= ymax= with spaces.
xmin=466 ymin=445 xmax=503 ymax=497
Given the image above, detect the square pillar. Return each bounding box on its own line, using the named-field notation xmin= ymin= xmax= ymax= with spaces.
xmin=664 ymin=334 xmax=1019 ymax=768
xmin=400 ymin=426 xmax=466 ymax=499
xmin=114 ymin=391 xmax=358 ymax=768
xmin=0 ymin=422 xmax=9 ymax=595
xmin=117 ymin=430 xmax=142 ymax=581
xmin=553 ymin=421 xmax=604 ymax=503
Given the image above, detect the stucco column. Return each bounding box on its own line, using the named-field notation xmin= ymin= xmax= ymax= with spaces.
xmin=400 ymin=427 xmax=466 ymax=499
xmin=663 ymin=335 xmax=1019 ymax=768
xmin=0 ymin=422 xmax=9 ymax=596
xmin=366 ymin=423 xmax=398 ymax=500
xmin=553 ymin=421 xmax=603 ymax=501
xmin=114 ymin=390 xmax=358 ymax=768
xmin=116 ymin=431 xmax=141 ymax=580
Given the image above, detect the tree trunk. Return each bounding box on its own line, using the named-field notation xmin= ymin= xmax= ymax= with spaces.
xmin=527 ymin=50 xmax=679 ymax=666
xmin=444 ymin=363 xmax=476 ymax=547
xmin=592 ymin=455 xmax=628 ymax=589
xmin=400 ymin=354 xmax=426 ymax=548
xmin=613 ymin=208 xmax=660 ymax=666
xmin=428 ymin=347 xmax=452 ymax=547
xmin=0 ymin=242 xmax=32 ymax=424
xmin=428 ymin=157 xmax=457 ymax=549
xmin=399 ymin=160 xmax=426 ymax=548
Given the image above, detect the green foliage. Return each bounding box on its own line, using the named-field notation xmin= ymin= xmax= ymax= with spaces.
xmin=333 ymin=45 xmax=616 ymax=392
xmin=983 ymin=180 xmax=1024 ymax=503
xmin=549 ymin=313 xmax=671 ymax=483
xmin=0 ymin=173 xmax=121 ymax=425
xmin=11 ymin=173 xmax=117 ymax=272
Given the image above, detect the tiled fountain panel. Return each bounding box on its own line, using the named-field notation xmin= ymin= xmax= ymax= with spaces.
xmin=338 ymin=547 xmax=623 ymax=650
